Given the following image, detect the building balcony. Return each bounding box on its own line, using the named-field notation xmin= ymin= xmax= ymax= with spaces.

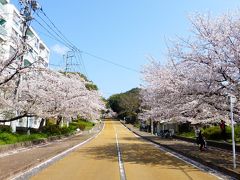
xmin=0 ymin=25 xmax=7 ymax=40
xmin=0 ymin=0 xmax=9 ymax=5
xmin=39 ymin=49 xmax=49 ymax=60
xmin=38 ymin=56 xmax=48 ymax=68
xmin=0 ymin=1 xmax=6 ymax=14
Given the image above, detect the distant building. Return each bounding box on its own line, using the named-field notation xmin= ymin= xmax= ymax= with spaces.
xmin=0 ymin=0 xmax=50 ymax=130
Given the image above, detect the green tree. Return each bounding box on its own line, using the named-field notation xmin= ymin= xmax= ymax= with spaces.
xmin=107 ymin=88 xmax=141 ymax=124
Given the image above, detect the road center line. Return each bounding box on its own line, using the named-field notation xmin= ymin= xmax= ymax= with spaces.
xmin=114 ymin=127 xmax=127 ymax=180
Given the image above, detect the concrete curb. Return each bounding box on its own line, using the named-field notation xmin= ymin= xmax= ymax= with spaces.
xmin=121 ymin=122 xmax=240 ymax=180
xmin=0 ymin=122 xmax=103 ymax=154
xmin=0 ymin=132 xmax=80 ymax=154
xmin=10 ymin=122 xmax=105 ymax=180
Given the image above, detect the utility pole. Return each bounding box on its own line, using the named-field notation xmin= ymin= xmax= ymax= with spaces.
xmin=11 ymin=0 xmax=40 ymax=133
xmin=64 ymin=51 xmax=74 ymax=73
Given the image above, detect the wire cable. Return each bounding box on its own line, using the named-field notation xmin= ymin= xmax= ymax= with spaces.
xmin=35 ymin=12 xmax=73 ymax=49
xmin=33 ymin=18 xmax=72 ymax=49
xmin=33 ymin=8 xmax=139 ymax=74
xmin=81 ymin=51 xmax=139 ymax=73
xmin=39 ymin=8 xmax=76 ymax=48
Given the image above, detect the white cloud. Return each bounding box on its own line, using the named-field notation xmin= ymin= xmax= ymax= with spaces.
xmin=51 ymin=44 xmax=69 ymax=56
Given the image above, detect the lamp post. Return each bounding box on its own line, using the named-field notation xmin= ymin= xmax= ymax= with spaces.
xmin=229 ymin=94 xmax=236 ymax=169
xmin=222 ymin=81 xmax=237 ymax=169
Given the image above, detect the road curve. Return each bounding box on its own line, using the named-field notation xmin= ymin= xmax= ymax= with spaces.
xmin=31 ymin=120 xmax=218 ymax=180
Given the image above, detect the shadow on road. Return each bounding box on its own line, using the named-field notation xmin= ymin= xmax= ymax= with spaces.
xmin=77 ymin=140 xmax=195 ymax=169
xmin=75 ymin=140 xmax=205 ymax=179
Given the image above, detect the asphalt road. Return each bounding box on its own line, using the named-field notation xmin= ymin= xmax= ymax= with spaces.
xmin=0 ymin=132 xmax=97 ymax=180
xmin=31 ymin=120 xmax=219 ymax=180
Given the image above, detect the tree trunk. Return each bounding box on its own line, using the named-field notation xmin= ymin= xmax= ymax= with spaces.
xmin=38 ymin=118 xmax=45 ymax=132
xmin=56 ymin=116 xmax=62 ymax=126
xmin=151 ymin=119 xmax=153 ymax=135
xmin=46 ymin=118 xmax=49 ymax=126
xmin=10 ymin=120 xmax=17 ymax=133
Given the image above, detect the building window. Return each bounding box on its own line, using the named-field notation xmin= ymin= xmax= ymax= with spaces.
xmin=0 ymin=18 xmax=6 ymax=25
xmin=9 ymin=45 xmax=16 ymax=56
xmin=12 ymin=28 xmax=19 ymax=40
xmin=13 ymin=12 xmax=20 ymax=28
xmin=24 ymin=59 xmax=31 ymax=67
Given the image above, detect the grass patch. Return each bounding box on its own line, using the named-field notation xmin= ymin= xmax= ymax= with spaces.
xmin=134 ymin=122 xmax=140 ymax=129
xmin=178 ymin=125 xmax=240 ymax=144
xmin=178 ymin=131 xmax=195 ymax=138
xmin=69 ymin=119 xmax=95 ymax=131
xmin=0 ymin=132 xmax=47 ymax=145
xmin=0 ymin=118 xmax=95 ymax=145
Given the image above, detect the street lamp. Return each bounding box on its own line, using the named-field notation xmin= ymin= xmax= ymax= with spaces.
xmin=229 ymin=94 xmax=236 ymax=169
xmin=222 ymin=81 xmax=237 ymax=169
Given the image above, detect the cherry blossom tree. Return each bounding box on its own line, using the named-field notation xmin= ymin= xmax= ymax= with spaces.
xmin=140 ymin=11 xmax=240 ymax=124
xmin=0 ymin=67 xmax=105 ymax=126
xmin=0 ymin=27 xmax=105 ymax=131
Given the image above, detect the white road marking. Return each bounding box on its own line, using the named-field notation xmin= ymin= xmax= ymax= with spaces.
xmin=120 ymin=122 xmax=234 ymax=179
xmin=10 ymin=123 xmax=105 ymax=180
xmin=132 ymin=131 xmax=233 ymax=180
xmin=114 ymin=126 xmax=127 ymax=180
xmin=151 ymin=142 xmax=227 ymax=180
xmin=0 ymin=132 xmax=84 ymax=159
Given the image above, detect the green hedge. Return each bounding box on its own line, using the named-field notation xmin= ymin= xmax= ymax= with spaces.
xmin=69 ymin=119 xmax=95 ymax=131
xmin=202 ymin=126 xmax=231 ymax=140
xmin=42 ymin=124 xmax=73 ymax=136
xmin=0 ymin=119 xmax=95 ymax=145
xmin=0 ymin=125 xmax=11 ymax=133
xmin=0 ymin=132 xmax=47 ymax=145
xmin=178 ymin=125 xmax=240 ymax=142
xmin=178 ymin=131 xmax=195 ymax=138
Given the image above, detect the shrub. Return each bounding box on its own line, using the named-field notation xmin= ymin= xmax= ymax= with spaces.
xmin=0 ymin=125 xmax=11 ymax=133
xmin=0 ymin=132 xmax=18 ymax=144
xmin=59 ymin=126 xmax=72 ymax=134
xmin=78 ymin=124 xmax=86 ymax=130
xmin=42 ymin=124 xmax=61 ymax=136
xmin=202 ymin=126 xmax=231 ymax=140
xmin=70 ymin=122 xmax=86 ymax=131
xmin=178 ymin=131 xmax=195 ymax=138
xmin=234 ymin=125 xmax=240 ymax=139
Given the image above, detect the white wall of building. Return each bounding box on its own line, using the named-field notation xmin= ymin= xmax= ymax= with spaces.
xmin=0 ymin=0 xmax=50 ymax=129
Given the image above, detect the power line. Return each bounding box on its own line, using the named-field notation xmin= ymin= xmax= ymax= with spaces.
xmin=40 ymin=8 xmax=76 ymax=49
xmin=81 ymin=51 xmax=139 ymax=73
xmin=33 ymin=18 xmax=71 ymax=49
xmin=34 ymin=18 xmax=139 ymax=73
xmin=34 ymin=11 xmax=88 ymax=75
xmin=35 ymin=12 xmax=73 ymax=49
xmin=48 ymin=63 xmax=63 ymax=67
xmin=74 ymin=50 xmax=89 ymax=77
xmin=33 ymin=5 xmax=139 ymax=74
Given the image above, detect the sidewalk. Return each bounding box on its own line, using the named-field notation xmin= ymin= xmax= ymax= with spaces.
xmin=122 ymin=122 xmax=240 ymax=179
xmin=0 ymin=123 xmax=103 ymax=180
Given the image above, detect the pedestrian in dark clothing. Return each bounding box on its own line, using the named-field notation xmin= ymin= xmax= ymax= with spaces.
xmin=220 ymin=120 xmax=226 ymax=140
xmin=198 ymin=130 xmax=206 ymax=151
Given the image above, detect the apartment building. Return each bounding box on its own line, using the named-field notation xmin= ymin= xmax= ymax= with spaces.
xmin=1 ymin=0 xmax=49 ymax=67
xmin=0 ymin=0 xmax=50 ymax=130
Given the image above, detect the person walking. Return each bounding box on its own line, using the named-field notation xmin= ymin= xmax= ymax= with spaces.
xmin=198 ymin=130 xmax=206 ymax=151
xmin=220 ymin=120 xmax=226 ymax=140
